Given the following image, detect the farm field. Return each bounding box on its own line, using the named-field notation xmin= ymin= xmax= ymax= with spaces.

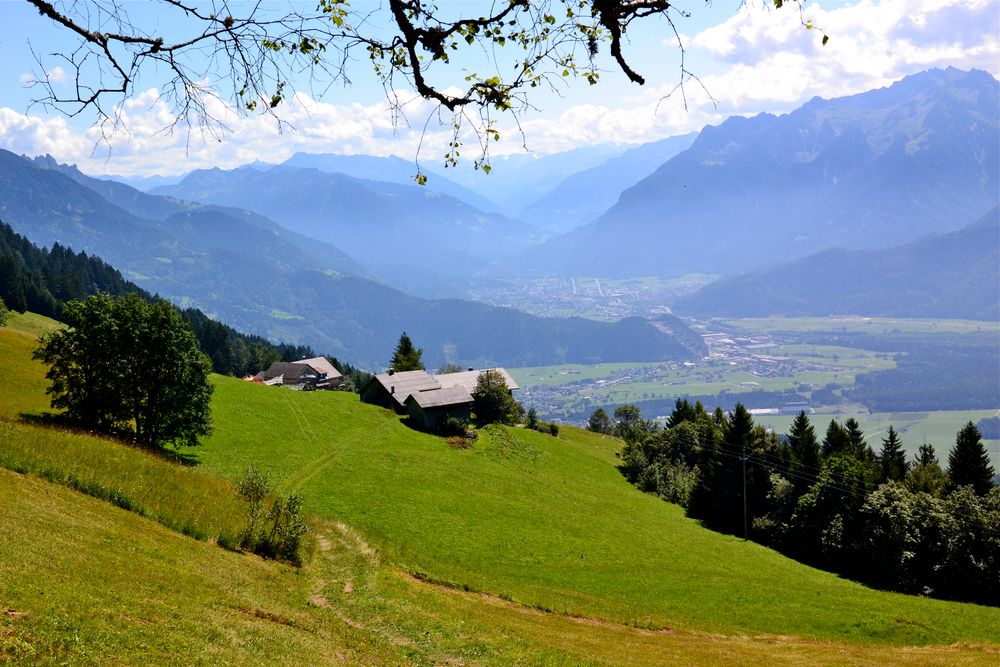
xmin=723 ymin=316 xmax=1000 ymax=335
xmin=512 ymin=316 xmax=999 ymax=434
xmin=510 ymin=342 xmax=895 ymax=421
xmin=3 ymin=312 xmax=999 ymax=664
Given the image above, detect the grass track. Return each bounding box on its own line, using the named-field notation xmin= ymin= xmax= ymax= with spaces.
xmin=190 ymin=377 xmax=1000 ymax=646
xmin=4 ymin=468 xmax=997 ymax=665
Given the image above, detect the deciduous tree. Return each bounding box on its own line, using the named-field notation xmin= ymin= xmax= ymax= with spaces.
xmin=33 ymin=293 xmax=213 ymax=447
xmin=472 ymin=369 xmax=519 ymax=426
xmin=23 ymin=1 xmax=824 ymax=171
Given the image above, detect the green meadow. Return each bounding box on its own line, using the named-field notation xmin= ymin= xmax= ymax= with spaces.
xmin=2 ymin=313 xmax=999 ymax=664
xmin=189 ymin=377 xmax=1000 ymax=645
xmin=724 ymin=316 xmax=1000 ymax=335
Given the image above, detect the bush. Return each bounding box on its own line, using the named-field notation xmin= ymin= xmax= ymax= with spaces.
xmin=236 ymin=467 xmax=309 ymax=565
xmin=438 ymin=416 xmax=468 ymax=437
xmin=547 ymin=422 xmax=559 ymax=437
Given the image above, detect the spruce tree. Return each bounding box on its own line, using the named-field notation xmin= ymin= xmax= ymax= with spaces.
xmin=389 ymin=331 xmax=425 ymax=371
xmin=787 ymin=411 xmax=820 ymax=493
xmin=821 ymin=419 xmax=848 ymax=458
xmin=948 ymin=422 xmax=995 ymax=496
xmin=844 ymin=418 xmax=873 ymax=462
xmin=878 ymin=425 xmax=907 ymax=483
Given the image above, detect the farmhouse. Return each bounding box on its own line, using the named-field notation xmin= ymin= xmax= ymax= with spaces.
xmin=297 ymin=356 xmax=343 ymax=388
xmin=360 ymin=368 xmax=518 ymax=417
xmin=359 ymin=370 xmax=440 ymax=411
xmin=404 ymin=385 xmax=475 ymax=431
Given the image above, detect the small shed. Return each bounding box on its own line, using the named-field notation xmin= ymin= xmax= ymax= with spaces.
xmin=405 ymin=386 xmax=474 ymax=431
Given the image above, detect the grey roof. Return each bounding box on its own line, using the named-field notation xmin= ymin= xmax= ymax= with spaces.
xmin=435 ymin=368 xmax=519 ymax=393
xmin=406 ymin=385 xmax=474 ymax=409
xmin=369 ymin=370 xmax=441 ymax=407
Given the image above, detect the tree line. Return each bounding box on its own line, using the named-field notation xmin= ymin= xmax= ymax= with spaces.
xmin=590 ymin=402 xmax=999 ymax=605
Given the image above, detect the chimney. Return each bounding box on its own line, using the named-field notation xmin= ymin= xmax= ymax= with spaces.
xmin=390 ymin=386 xmax=395 ymax=395
xmin=388 ymin=369 xmax=395 ymax=376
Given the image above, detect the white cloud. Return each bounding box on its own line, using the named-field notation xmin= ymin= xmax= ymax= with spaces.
xmin=0 ymin=0 xmax=995 ymax=175
xmin=685 ymin=0 xmax=999 ymax=113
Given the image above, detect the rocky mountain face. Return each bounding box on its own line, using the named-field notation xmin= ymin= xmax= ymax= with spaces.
xmin=523 ymin=68 xmax=999 ymax=278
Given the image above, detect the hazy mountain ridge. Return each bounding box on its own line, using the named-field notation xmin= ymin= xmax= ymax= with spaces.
xmin=282 ymin=152 xmax=501 ymax=213
xmin=152 ymin=164 xmax=544 ymax=279
xmin=674 ymin=207 xmax=1000 ymax=320
xmin=517 ymin=133 xmax=698 ymax=233
xmin=0 ymin=150 xmax=703 ymax=368
xmin=522 ymin=67 xmax=999 ymax=278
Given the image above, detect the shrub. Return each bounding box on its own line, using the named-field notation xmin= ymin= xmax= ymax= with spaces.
xmin=236 ymin=467 xmax=309 ymax=565
xmin=547 ymin=422 xmax=559 ymax=437
xmin=439 ymin=416 xmax=468 ymax=437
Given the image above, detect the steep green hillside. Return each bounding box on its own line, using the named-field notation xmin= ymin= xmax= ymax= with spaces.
xmin=3 ymin=313 xmax=998 ymax=664
xmin=191 ymin=378 xmax=1000 ymax=645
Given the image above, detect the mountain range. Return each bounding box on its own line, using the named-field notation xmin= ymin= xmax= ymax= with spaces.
xmin=517 ymin=133 xmax=697 ymax=233
xmin=675 ymin=207 xmax=1000 ymax=320
xmin=0 ymin=149 xmax=704 ymax=368
xmin=151 ymin=164 xmax=543 ymax=283
xmin=519 ymin=67 xmax=999 ymax=278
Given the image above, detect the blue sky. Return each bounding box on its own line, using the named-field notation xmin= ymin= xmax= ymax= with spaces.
xmin=0 ymin=0 xmax=996 ymax=177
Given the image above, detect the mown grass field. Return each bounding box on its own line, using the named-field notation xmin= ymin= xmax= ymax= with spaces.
xmin=3 ymin=312 xmax=1000 ymax=664
xmin=187 ymin=376 xmax=1000 ymax=647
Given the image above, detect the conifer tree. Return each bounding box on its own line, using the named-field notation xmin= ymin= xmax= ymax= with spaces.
xmin=844 ymin=418 xmax=873 ymax=462
xmin=821 ymin=419 xmax=849 ymax=458
xmin=389 ymin=331 xmax=425 ymax=372
xmin=878 ymin=425 xmax=907 ymax=483
xmin=787 ymin=411 xmax=820 ymax=493
xmin=948 ymin=422 xmax=996 ymax=496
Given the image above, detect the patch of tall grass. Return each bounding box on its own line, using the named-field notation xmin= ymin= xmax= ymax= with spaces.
xmin=0 ymin=420 xmax=245 ymax=544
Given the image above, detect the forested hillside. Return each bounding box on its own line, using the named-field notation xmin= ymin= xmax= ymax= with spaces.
xmin=0 ymin=221 xmax=316 ymax=377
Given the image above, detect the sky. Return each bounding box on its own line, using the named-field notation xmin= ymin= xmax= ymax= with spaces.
xmin=0 ymin=0 xmax=997 ymax=178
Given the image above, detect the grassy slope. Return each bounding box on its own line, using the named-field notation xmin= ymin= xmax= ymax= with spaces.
xmin=10 ymin=471 xmax=990 ymax=667
xmin=193 ymin=377 xmax=1000 ymax=646
xmin=3 ymin=313 xmax=999 ymax=664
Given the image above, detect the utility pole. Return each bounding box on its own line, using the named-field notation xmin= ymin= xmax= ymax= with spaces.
xmin=742 ymin=441 xmax=748 ymax=541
